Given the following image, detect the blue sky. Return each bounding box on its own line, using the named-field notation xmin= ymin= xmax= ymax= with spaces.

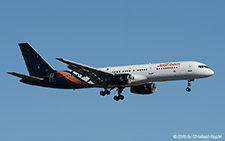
xmin=0 ymin=0 xmax=224 ymax=140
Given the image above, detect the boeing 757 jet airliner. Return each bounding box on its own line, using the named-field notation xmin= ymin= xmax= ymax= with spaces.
xmin=8 ymin=43 xmax=214 ymax=101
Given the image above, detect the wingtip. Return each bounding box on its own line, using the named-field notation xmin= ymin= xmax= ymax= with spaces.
xmin=7 ymin=72 xmax=18 ymax=77
xmin=7 ymin=72 xmax=14 ymax=75
xmin=56 ymin=57 xmax=63 ymax=61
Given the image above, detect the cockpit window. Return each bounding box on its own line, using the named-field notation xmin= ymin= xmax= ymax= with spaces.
xmin=198 ymin=65 xmax=208 ymax=68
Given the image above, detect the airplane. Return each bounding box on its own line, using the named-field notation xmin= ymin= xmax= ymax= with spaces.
xmin=8 ymin=43 xmax=214 ymax=101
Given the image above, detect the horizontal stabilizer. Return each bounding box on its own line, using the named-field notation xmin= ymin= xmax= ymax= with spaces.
xmin=7 ymin=72 xmax=44 ymax=81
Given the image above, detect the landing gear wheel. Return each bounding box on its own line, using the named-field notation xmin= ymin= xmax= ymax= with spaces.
xmin=100 ymin=91 xmax=105 ymax=96
xmin=118 ymin=95 xmax=124 ymax=100
xmin=105 ymin=90 xmax=111 ymax=95
xmin=113 ymin=95 xmax=124 ymax=101
xmin=113 ymin=96 xmax=119 ymax=101
xmin=186 ymin=87 xmax=191 ymax=92
xmin=100 ymin=89 xmax=111 ymax=96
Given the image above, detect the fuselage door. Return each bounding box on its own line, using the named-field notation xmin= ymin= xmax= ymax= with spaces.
xmin=188 ymin=65 xmax=193 ymax=73
xmin=148 ymin=65 xmax=154 ymax=75
xmin=49 ymin=73 xmax=54 ymax=82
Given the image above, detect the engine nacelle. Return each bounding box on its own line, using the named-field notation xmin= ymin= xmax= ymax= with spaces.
xmin=109 ymin=74 xmax=131 ymax=85
xmin=130 ymin=83 xmax=156 ymax=95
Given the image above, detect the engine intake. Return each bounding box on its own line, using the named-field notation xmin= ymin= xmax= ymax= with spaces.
xmin=109 ymin=74 xmax=131 ymax=85
xmin=130 ymin=83 xmax=156 ymax=94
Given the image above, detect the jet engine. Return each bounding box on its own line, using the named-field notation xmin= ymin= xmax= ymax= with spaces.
xmin=130 ymin=83 xmax=156 ymax=94
xmin=109 ymin=74 xmax=131 ymax=85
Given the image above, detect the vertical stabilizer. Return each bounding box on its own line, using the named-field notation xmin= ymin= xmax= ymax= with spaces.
xmin=19 ymin=43 xmax=55 ymax=77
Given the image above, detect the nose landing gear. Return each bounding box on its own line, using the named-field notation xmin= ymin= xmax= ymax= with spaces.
xmin=186 ymin=79 xmax=194 ymax=92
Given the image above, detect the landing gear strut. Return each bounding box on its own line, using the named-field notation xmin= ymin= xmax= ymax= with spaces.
xmin=113 ymin=87 xmax=125 ymax=101
xmin=186 ymin=79 xmax=194 ymax=92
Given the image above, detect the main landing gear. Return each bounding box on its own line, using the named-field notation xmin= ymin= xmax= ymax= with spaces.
xmin=99 ymin=87 xmax=125 ymax=101
xmin=100 ymin=80 xmax=111 ymax=96
xmin=186 ymin=79 xmax=194 ymax=92
xmin=113 ymin=87 xmax=125 ymax=101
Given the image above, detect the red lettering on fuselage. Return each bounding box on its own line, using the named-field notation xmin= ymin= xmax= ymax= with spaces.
xmin=157 ymin=63 xmax=180 ymax=67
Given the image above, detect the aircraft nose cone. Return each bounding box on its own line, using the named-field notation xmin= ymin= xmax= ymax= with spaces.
xmin=208 ymin=69 xmax=214 ymax=76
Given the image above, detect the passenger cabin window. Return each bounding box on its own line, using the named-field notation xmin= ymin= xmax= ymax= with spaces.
xmin=156 ymin=66 xmax=178 ymax=70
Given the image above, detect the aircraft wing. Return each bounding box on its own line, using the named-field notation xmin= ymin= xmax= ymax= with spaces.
xmin=56 ymin=58 xmax=113 ymax=86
